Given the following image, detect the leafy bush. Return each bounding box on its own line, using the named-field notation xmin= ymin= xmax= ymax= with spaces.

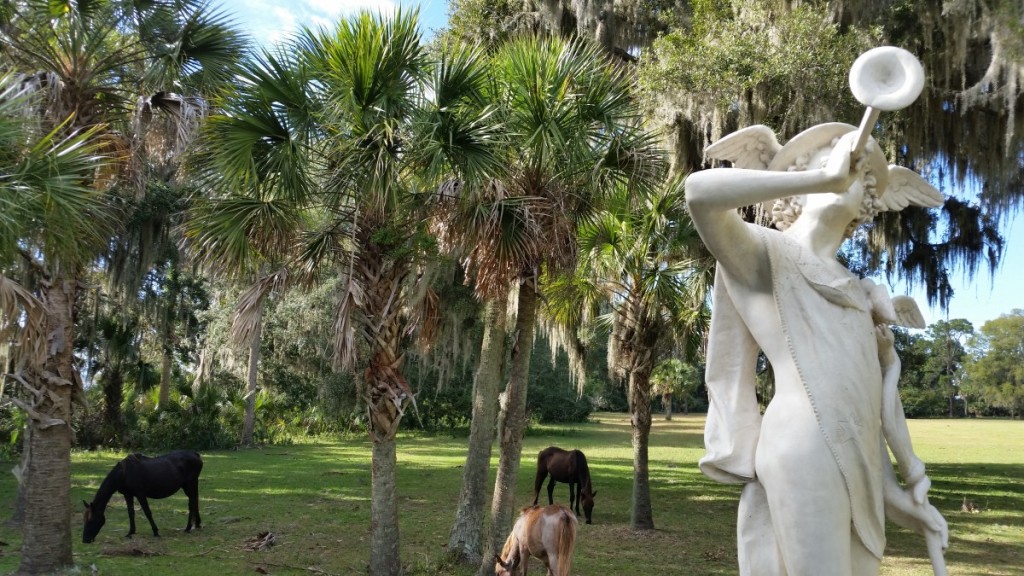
xmin=122 ymin=380 xmax=238 ymax=451
xmin=900 ymin=387 xmax=949 ymax=418
xmin=0 ymin=405 xmax=26 ymax=459
xmin=528 ymin=382 xmax=593 ymax=424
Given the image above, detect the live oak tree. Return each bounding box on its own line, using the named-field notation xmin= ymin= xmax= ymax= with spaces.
xmin=964 ymin=310 xmax=1024 ymax=418
xmin=460 ymin=0 xmax=1023 ymax=310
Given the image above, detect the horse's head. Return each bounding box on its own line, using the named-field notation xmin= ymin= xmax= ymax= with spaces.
xmin=82 ymin=500 xmax=105 ymax=543
xmin=494 ymin=554 xmax=519 ymax=575
xmin=582 ymin=490 xmax=596 ymax=524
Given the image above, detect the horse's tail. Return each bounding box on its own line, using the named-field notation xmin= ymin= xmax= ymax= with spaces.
xmin=556 ymin=508 xmax=578 ymax=576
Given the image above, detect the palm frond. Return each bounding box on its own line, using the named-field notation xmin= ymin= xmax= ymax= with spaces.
xmin=0 ymin=273 xmax=47 ymax=370
xmin=184 ymin=193 xmax=303 ymax=277
xmin=141 ymin=0 xmax=248 ymax=92
xmin=13 ymin=120 xmax=115 ymax=264
xmin=231 ymin=267 xmax=290 ymax=346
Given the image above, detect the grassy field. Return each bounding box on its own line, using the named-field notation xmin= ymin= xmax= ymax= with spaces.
xmin=0 ymin=413 xmax=1021 ymax=575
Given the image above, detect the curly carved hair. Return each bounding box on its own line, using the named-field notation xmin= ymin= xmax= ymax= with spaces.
xmin=770 ymin=139 xmax=884 ymax=238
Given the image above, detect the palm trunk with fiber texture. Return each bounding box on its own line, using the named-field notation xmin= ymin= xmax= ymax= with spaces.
xmin=478 ymin=282 xmax=537 ymax=576
xmin=19 ymin=274 xmax=75 ymax=574
xmin=447 ymin=295 xmax=508 ymax=564
xmin=360 ymin=246 xmax=412 ymax=576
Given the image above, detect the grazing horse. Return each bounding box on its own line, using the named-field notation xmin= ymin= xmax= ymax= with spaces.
xmin=532 ymin=446 xmax=596 ymax=524
xmin=82 ymin=450 xmax=203 ymax=543
xmin=495 ymin=504 xmax=577 ymax=576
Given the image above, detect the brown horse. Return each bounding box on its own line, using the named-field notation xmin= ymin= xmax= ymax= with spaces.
xmin=495 ymin=504 xmax=577 ymax=576
xmin=532 ymin=446 xmax=596 ymax=524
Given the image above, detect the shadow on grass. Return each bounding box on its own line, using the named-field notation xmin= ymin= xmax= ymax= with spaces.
xmin=0 ymin=415 xmax=1019 ymax=576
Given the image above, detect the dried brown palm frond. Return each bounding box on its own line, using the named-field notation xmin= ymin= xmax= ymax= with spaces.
xmin=0 ymin=273 xmax=46 ymax=371
xmin=459 ymin=182 xmax=545 ymax=300
xmin=131 ymin=92 xmax=208 ymax=190
xmin=332 ymin=272 xmax=364 ymax=370
xmin=230 ymin=267 xmax=290 ymax=346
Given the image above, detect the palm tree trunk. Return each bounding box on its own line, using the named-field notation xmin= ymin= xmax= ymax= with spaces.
xmin=478 ymin=282 xmax=537 ymax=576
xmin=241 ymin=311 xmax=263 ymax=447
xmin=629 ymin=367 xmax=654 ymax=530
xmin=19 ymin=275 xmax=75 ymax=574
xmin=102 ymin=368 xmax=124 ymax=442
xmin=663 ymin=392 xmax=673 ymax=421
xmin=159 ymin=338 xmax=173 ymax=406
xmin=370 ymin=434 xmax=401 ymax=576
xmin=448 ymin=295 xmax=508 ymax=564
xmin=360 ymin=248 xmax=411 ymax=576
xmin=158 ymin=268 xmax=180 ymax=407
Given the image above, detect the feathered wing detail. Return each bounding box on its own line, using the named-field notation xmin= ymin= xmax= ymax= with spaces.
xmin=891 ymin=295 xmax=927 ymax=329
xmin=880 ymin=166 xmax=944 ymax=211
xmin=704 ymin=125 xmax=782 ymax=170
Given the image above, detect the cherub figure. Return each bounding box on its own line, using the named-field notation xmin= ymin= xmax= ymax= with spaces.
xmin=684 ymin=123 xmax=946 ymax=575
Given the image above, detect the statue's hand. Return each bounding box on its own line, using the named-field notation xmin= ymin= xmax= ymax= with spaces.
xmin=885 ymin=475 xmax=949 ymax=549
xmin=824 ymin=132 xmax=859 ymax=192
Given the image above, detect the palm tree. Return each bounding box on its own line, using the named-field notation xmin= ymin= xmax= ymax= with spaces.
xmin=650 ymin=358 xmax=701 ymax=420
xmin=92 ymin=313 xmax=141 ymax=442
xmin=431 ymin=35 xmax=667 ymax=574
xmin=190 ymin=11 xmax=498 ymax=574
xmin=1 ymin=1 xmax=245 ymax=570
xmin=546 ymin=177 xmax=713 ymax=530
xmin=0 ymin=71 xmax=111 ymax=574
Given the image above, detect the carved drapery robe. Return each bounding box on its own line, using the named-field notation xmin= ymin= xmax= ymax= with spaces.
xmin=700 ymin=225 xmax=886 ymax=559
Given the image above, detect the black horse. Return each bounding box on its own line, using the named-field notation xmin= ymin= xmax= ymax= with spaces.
xmin=532 ymin=446 xmax=596 ymax=524
xmin=82 ymin=450 xmax=203 ymax=543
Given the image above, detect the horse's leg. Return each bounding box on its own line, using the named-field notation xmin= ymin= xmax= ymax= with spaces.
xmin=533 ymin=467 xmax=547 ymax=506
xmin=571 ymin=482 xmax=581 ymax=516
xmin=546 ymin=477 xmax=556 ymax=505
xmin=136 ymin=496 xmax=160 ymax=537
xmin=124 ymin=494 xmax=138 ymax=537
xmin=183 ymin=476 xmax=202 ymax=531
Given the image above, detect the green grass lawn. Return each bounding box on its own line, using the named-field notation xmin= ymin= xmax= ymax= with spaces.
xmin=0 ymin=413 xmax=1021 ymax=575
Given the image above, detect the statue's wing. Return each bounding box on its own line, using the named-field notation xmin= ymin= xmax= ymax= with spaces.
xmin=705 ymin=125 xmax=781 ymax=170
xmin=880 ymin=166 xmax=944 ymax=211
xmin=891 ymin=295 xmax=927 ymax=329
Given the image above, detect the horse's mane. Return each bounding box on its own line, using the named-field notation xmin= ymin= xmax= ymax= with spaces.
xmin=497 ymin=519 xmax=518 ymax=564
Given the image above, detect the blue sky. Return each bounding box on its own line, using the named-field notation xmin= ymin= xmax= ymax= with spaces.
xmin=896 ymin=211 xmax=1022 ymax=329
xmin=213 ymin=0 xmax=448 ymax=46
xmin=210 ymin=0 xmax=1021 ymax=329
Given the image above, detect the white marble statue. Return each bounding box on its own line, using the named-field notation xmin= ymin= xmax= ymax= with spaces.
xmin=684 ymin=122 xmax=949 ymax=576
